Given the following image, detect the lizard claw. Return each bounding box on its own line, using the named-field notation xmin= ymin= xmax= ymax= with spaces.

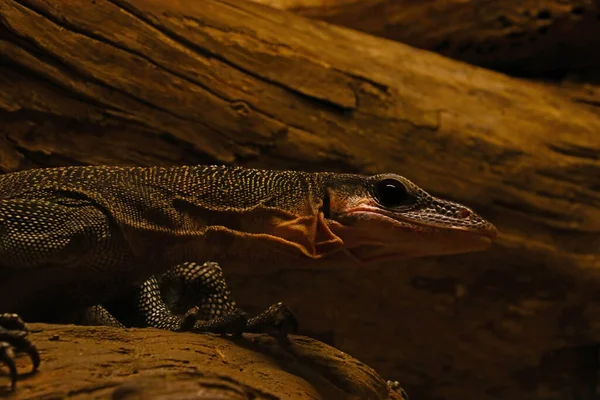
xmin=191 ymin=303 xmax=298 ymax=340
xmin=0 ymin=343 xmax=17 ymax=391
xmin=179 ymin=306 xmax=201 ymax=331
xmin=387 ymin=380 xmax=409 ymax=399
xmin=0 ymin=313 xmax=40 ymax=391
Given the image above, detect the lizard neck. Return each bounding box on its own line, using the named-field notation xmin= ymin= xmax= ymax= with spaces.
xmin=123 ymin=167 xmax=347 ymax=268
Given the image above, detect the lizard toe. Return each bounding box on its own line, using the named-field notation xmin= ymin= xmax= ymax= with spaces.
xmin=0 ymin=313 xmax=41 ymax=392
xmin=192 ymin=308 xmax=248 ymax=337
xmin=387 ymin=380 xmax=409 ymax=400
xmin=180 ymin=306 xmax=200 ymax=331
xmin=247 ymin=302 xmax=299 ymax=338
xmin=0 ymin=314 xmax=28 ymax=333
xmin=0 ymin=342 xmax=17 ymax=391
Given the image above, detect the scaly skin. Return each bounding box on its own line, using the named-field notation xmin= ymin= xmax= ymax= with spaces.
xmin=0 ymin=165 xmax=496 ymax=390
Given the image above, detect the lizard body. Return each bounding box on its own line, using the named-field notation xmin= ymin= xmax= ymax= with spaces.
xmin=0 ymin=165 xmax=496 ymax=390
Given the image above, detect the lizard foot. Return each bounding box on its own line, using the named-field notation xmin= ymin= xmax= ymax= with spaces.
xmin=190 ymin=308 xmax=249 ymax=337
xmin=116 ymin=263 xmax=296 ymax=340
xmin=387 ymin=380 xmax=409 ymax=400
xmin=247 ymin=302 xmax=298 ymax=338
xmin=0 ymin=313 xmax=40 ymax=391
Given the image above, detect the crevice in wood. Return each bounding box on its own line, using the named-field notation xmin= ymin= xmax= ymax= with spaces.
xmin=108 ymin=0 xmax=357 ymax=112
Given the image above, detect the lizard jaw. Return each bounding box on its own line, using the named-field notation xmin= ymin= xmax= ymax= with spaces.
xmin=340 ymin=207 xmax=497 ymax=240
xmin=328 ymin=208 xmax=497 ymax=262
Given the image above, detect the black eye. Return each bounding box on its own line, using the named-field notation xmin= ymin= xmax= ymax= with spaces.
xmin=373 ymin=179 xmax=411 ymax=208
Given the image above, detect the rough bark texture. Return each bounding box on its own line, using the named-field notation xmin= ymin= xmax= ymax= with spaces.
xmin=560 ymin=67 xmax=600 ymax=107
xmin=0 ymin=0 xmax=599 ymax=400
xmin=251 ymin=0 xmax=600 ymax=77
xmin=2 ymin=323 xmax=402 ymax=399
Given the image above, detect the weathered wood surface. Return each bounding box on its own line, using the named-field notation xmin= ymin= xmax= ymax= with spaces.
xmin=0 ymin=0 xmax=599 ymax=399
xmin=251 ymin=0 xmax=600 ymax=77
xmin=559 ymin=67 xmax=600 ymax=107
xmin=2 ymin=323 xmax=401 ymax=399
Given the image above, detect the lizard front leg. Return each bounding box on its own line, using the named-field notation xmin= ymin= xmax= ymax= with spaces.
xmin=0 ymin=314 xmax=40 ymax=391
xmin=137 ymin=271 xmax=248 ymax=335
xmin=99 ymin=262 xmax=297 ymax=336
xmin=160 ymin=261 xmax=298 ymax=337
xmin=98 ymin=262 xmax=247 ymax=335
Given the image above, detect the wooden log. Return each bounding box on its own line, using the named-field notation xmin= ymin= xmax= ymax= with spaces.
xmin=0 ymin=0 xmax=599 ymax=399
xmin=2 ymin=323 xmax=401 ymax=399
xmin=250 ymin=0 xmax=600 ymax=77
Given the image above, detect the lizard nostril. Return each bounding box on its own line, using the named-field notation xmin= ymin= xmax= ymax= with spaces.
xmin=456 ymin=209 xmax=472 ymax=219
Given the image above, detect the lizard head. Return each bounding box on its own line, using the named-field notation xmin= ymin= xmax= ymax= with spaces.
xmin=322 ymin=173 xmax=497 ymax=263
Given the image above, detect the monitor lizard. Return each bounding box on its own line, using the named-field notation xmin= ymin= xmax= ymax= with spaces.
xmin=0 ymin=165 xmax=497 ymax=391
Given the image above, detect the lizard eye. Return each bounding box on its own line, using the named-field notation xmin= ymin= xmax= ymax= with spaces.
xmin=373 ymin=179 xmax=411 ymax=208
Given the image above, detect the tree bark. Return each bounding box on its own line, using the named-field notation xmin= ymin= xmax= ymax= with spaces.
xmin=0 ymin=0 xmax=599 ymax=399
xmin=4 ymin=323 xmax=401 ymax=399
xmin=251 ymin=0 xmax=600 ymax=77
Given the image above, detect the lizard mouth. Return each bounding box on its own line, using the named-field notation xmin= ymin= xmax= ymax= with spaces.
xmin=329 ymin=207 xmax=497 ymax=262
xmin=338 ymin=207 xmax=498 ymax=240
